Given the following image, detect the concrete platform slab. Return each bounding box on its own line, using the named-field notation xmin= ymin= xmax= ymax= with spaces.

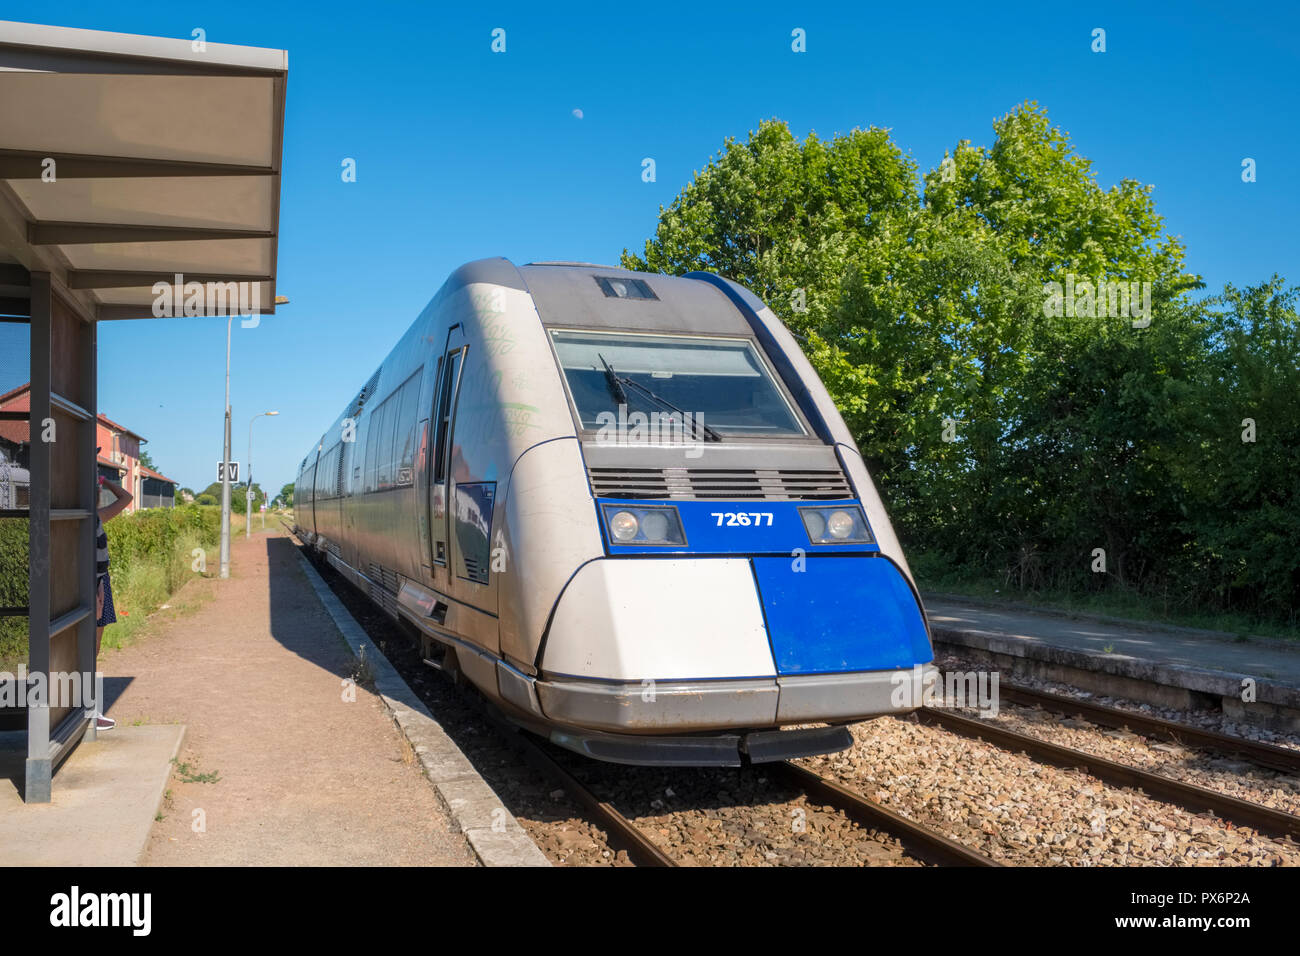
xmin=0 ymin=724 xmax=184 ymax=866
xmin=925 ymin=595 xmax=1300 ymax=731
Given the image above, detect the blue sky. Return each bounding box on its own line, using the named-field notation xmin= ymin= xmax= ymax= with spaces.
xmin=3 ymin=0 xmax=1297 ymax=494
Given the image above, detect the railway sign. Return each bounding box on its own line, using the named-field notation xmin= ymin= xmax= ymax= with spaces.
xmin=217 ymin=461 xmax=240 ymax=482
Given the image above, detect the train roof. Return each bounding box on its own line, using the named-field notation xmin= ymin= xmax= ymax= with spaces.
xmin=515 ymin=261 xmax=753 ymax=337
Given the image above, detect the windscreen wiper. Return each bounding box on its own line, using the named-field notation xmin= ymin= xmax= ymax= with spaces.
xmin=599 ymin=355 xmax=722 ymax=442
xmin=621 ymin=377 xmax=723 ymax=443
xmin=597 ymin=353 xmax=628 ymax=405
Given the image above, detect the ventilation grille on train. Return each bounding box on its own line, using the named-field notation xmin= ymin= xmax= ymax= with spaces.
xmin=352 ymin=368 xmax=382 ymax=416
xmin=368 ymin=563 xmax=400 ymax=616
xmin=588 ymin=467 xmax=853 ymax=500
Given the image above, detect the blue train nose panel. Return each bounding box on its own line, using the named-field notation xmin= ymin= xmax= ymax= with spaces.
xmin=750 ymin=556 xmax=931 ymax=675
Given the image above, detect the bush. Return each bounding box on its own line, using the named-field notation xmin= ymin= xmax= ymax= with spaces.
xmin=101 ymin=505 xmax=220 ymax=646
xmin=0 ymin=517 xmax=27 ymax=668
xmin=0 ymin=505 xmax=222 ymax=667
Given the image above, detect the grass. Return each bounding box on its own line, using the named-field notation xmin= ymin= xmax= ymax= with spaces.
xmin=100 ymin=528 xmax=215 ymax=651
xmin=912 ymin=553 xmax=1300 ymax=642
xmin=172 ymin=758 xmax=221 ymax=784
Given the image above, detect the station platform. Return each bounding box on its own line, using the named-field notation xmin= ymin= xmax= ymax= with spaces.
xmin=925 ymin=594 xmax=1300 ymax=731
xmin=0 ymin=528 xmax=539 ymax=866
xmin=0 ymin=725 xmax=184 ymax=866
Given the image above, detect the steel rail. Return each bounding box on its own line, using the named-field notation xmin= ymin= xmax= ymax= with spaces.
xmin=773 ymin=761 xmax=1002 ymax=866
xmin=992 ymin=680 xmax=1300 ymax=775
xmin=508 ymin=733 xmax=678 ymax=868
xmin=917 ymin=708 xmax=1300 ymax=842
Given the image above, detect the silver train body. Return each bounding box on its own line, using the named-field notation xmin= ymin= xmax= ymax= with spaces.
xmin=294 ymin=259 xmax=935 ymax=765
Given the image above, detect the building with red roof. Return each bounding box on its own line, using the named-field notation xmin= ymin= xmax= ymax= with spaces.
xmin=0 ymin=381 xmax=175 ymax=512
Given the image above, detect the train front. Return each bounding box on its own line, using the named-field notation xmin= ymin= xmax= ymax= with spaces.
xmin=519 ymin=268 xmax=936 ymax=767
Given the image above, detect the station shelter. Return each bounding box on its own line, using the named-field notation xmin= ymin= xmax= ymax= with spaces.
xmin=0 ymin=19 xmax=287 ymax=801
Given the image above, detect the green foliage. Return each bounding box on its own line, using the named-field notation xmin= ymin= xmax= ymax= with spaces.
xmin=0 ymin=505 xmax=221 ymax=665
xmin=105 ymin=504 xmax=219 ymax=574
xmin=627 ymin=103 xmax=1299 ymax=627
xmin=99 ymin=504 xmax=221 ymax=649
xmin=0 ymin=517 xmax=27 ymax=667
xmin=196 ymin=481 xmax=264 ymax=514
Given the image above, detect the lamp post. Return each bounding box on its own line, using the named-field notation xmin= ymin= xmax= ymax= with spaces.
xmin=220 ymin=294 xmax=287 ymax=574
xmin=247 ymin=411 xmax=279 ymax=538
xmin=219 ymin=315 xmax=233 ymax=579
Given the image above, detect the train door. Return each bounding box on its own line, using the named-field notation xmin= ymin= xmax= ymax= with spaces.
xmin=303 ymin=449 xmax=318 ymax=537
xmin=428 ymin=325 xmax=466 ymax=573
xmin=307 ymin=443 xmax=321 ymax=538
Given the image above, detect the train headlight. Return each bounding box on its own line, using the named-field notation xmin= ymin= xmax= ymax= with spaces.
xmin=827 ymin=510 xmax=855 ymax=539
xmin=799 ymin=505 xmax=874 ymax=545
xmin=602 ymin=504 xmax=686 ymax=546
xmin=610 ymin=510 xmax=640 ymax=541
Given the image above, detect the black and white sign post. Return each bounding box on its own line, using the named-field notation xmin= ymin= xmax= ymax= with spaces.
xmin=218 ymin=449 xmax=240 ymax=576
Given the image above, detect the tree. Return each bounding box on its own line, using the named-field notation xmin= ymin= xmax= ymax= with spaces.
xmin=138 ymin=448 xmax=156 ymax=469
xmin=623 ymin=118 xmax=917 ymax=332
xmin=279 ymin=482 xmax=295 ymax=504
xmin=622 ymin=103 xmax=1297 ymax=625
xmin=196 ymin=481 xmax=263 ymax=514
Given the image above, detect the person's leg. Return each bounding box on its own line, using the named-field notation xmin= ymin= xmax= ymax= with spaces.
xmin=94 ymin=578 xmax=114 ymax=729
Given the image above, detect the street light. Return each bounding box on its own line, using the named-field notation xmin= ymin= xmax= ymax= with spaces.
xmin=219 ymin=295 xmax=287 ymax=576
xmin=219 ymin=315 xmax=234 ymax=578
xmin=247 ymin=411 xmax=279 ymax=538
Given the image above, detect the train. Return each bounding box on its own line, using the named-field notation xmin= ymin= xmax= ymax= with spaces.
xmin=293 ymin=258 xmax=935 ymax=766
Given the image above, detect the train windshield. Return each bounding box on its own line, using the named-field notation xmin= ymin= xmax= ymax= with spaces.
xmin=550 ymin=330 xmax=805 ymax=437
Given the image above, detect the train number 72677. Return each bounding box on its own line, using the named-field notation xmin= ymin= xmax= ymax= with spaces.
xmin=711 ymin=512 xmax=774 ymax=527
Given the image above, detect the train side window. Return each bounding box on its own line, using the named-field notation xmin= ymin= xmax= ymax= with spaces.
xmin=379 ymin=390 xmax=402 ymax=489
xmin=363 ymin=407 xmax=378 ymax=492
xmin=395 ymin=372 xmax=422 ymax=485
xmin=434 ymin=349 xmax=463 ymax=484
xmin=366 ymin=400 xmax=388 ymax=492
xmin=326 ymin=447 xmax=339 ymax=498
xmin=372 ymin=398 xmax=391 ymax=489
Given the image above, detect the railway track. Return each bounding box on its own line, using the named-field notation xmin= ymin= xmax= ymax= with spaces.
xmin=916 ymin=707 xmax=1300 ymax=842
xmin=504 ymin=726 xmax=999 ymax=867
xmin=769 ymin=760 xmax=1000 ymax=866
xmin=992 ymin=680 xmax=1300 ymax=774
xmin=501 ymin=728 xmax=678 ymax=867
